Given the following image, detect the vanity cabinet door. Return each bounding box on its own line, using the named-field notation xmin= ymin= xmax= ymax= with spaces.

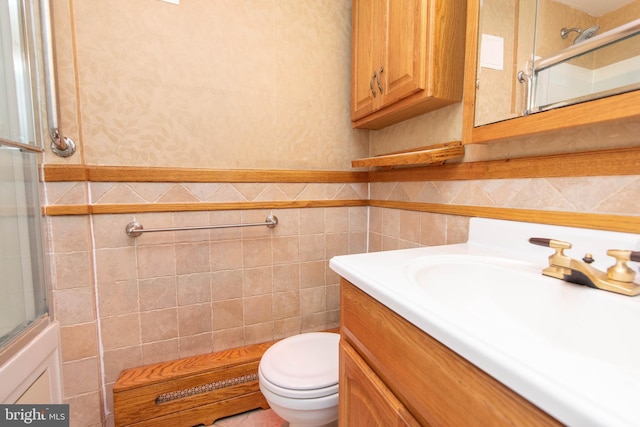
xmin=339 ymin=340 xmax=420 ymax=427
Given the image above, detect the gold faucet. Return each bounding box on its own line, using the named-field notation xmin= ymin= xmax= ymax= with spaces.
xmin=529 ymin=238 xmax=640 ymax=296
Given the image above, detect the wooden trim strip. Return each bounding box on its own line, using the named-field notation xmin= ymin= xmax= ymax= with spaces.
xmin=369 ymin=146 xmax=640 ymax=182
xmin=43 ymin=147 xmax=640 ymax=184
xmin=43 ymin=165 xmax=368 ymax=183
xmin=45 ymin=198 xmax=638 ymax=235
xmin=91 ymin=200 xmax=368 ymax=214
xmin=44 ymin=200 xmax=369 ymax=216
xmin=44 ymin=205 xmax=91 ymax=216
xmin=41 ymin=164 xmax=88 ymax=182
xmin=370 ymin=200 xmax=640 ymax=234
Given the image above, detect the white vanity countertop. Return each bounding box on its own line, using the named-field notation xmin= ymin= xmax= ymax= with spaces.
xmin=330 ymin=218 xmax=640 ymax=427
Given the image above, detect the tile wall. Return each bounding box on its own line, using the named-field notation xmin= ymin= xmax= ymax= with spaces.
xmin=45 ymin=180 xmax=368 ymax=426
xmin=45 ymin=172 xmax=640 ymax=425
xmin=368 ymin=175 xmax=640 ymax=251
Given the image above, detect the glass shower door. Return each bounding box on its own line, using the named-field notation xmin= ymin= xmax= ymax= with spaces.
xmin=0 ymin=0 xmax=48 ymax=349
xmin=0 ymin=147 xmax=46 ymax=347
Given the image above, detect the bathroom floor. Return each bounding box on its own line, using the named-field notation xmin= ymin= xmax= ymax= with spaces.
xmin=211 ymin=409 xmax=286 ymax=426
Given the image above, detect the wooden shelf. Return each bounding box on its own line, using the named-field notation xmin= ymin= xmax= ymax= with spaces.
xmin=351 ymin=141 xmax=464 ymax=169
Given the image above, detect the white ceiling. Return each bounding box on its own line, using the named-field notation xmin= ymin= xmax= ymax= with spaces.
xmin=552 ymin=0 xmax=636 ymax=16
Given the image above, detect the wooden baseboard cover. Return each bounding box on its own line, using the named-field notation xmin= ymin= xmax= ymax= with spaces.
xmin=113 ymin=327 xmax=339 ymax=427
xmin=113 ymin=341 xmax=275 ymax=427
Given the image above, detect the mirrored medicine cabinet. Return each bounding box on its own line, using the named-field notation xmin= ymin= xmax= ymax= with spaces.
xmin=463 ymin=0 xmax=640 ymax=144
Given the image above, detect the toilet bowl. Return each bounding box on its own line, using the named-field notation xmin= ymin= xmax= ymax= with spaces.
xmin=258 ymin=332 xmax=340 ymax=427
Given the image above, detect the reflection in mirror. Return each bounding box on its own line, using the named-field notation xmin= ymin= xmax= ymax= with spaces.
xmin=474 ymin=0 xmax=537 ymax=126
xmin=531 ymin=20 xmax=640 ymax=113
xmin=475 ymin=0 xmax=640 ymax=127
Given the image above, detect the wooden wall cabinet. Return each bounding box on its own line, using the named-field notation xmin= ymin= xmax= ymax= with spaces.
xmin=351 ymin=0 xmax=466 ymax=130
xmin=339 ymin=278 xmax=561 ymax=426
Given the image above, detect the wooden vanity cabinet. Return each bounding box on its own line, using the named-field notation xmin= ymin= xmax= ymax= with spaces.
xmin=340 ymin=341 xmax=421 ymax=426
xmin=339 ymin=278 xmax=561 ymax=426
xmin=350 ymin=0 xmax=466 ymax=129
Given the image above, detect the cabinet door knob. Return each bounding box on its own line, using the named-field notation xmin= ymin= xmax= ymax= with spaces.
xmin=370 ymin=71 xmax=378 ymax=98
xmin=376 ymin=66 xmax=384 ymax=93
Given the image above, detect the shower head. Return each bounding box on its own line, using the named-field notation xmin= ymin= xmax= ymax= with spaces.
xmin=574 ymin=25 xmax=600 ymax=44
xmin=560 ymin=25 xmax=600 ymax=45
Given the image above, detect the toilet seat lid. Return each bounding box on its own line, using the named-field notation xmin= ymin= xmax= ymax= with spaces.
xmin=259 ymin=332 xmax=339 ymax=391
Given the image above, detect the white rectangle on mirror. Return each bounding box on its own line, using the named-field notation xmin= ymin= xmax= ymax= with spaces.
xmin=480 ymin=34 xmax=504 ymax=71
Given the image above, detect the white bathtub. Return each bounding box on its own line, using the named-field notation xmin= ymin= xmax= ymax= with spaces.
xmin=0 ymin=321 xmax=63 ymax=403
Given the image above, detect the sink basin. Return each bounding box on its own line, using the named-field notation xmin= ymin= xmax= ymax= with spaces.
xmin=403 ymin=254 xmax=640 ymax=371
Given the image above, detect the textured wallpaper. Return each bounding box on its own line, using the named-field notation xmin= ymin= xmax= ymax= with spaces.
xmin=49 ymin=0 xmax=369 ymax=169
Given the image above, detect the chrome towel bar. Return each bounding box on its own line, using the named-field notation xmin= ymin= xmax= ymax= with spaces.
xmin=125 ymin=215 xmax=278 ymax=238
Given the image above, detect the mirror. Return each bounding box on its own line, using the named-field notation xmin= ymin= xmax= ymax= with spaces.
xmin=474 ymin=0 xmax=640 ymax=127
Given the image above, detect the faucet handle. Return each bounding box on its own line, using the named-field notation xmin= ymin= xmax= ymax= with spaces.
xmin=606 ymin=250 xmax=637 ymax=283
xmin=529 ymin=238 xmax=572 ymax=267
xmin=529 ymin=238 xmax=572 ymax=251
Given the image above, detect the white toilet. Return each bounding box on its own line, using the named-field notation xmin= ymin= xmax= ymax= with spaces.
xmin=258 ymin=332 xmax=340 ymax=427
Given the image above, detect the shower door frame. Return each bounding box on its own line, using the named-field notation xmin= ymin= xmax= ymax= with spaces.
xmin=0 ymin=0 xmax=51 ymax=363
